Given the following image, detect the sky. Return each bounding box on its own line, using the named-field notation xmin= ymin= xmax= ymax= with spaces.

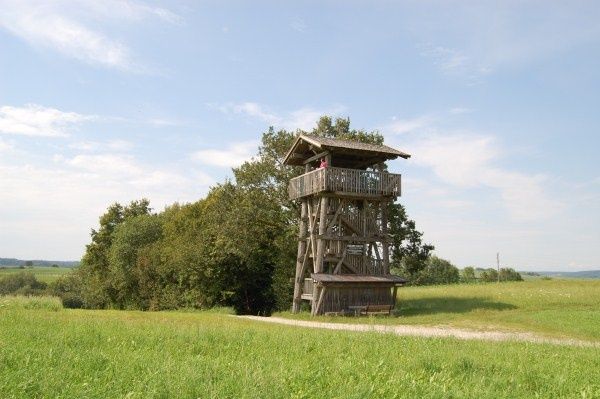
xmin=0 ymin=1 xmax=599 ymax=271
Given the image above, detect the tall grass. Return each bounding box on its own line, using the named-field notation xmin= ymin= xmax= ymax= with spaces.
xmin=0 ymin=295 xmax=63 ymax=311
xmin=0 ymin=306 xmax=598 ymax=398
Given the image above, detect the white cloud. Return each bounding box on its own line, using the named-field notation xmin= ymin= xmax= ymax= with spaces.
xmin=0 ymin=151 xmax=215 ymax=258
xmin=0 ymin=104 xmax=94 ymax=137
xmin=406 ymin=132 xmax=563 ymax=221
xmin=66 ymin=154 xmax=143 ymax=176
xmin=411 ymin=3 xmax=600 ymax=82
xmin=191 ymin=141 xmax=258 ymax=168
xmin=0 ymin=138 xmax=14 ymax=151
xmin=419 ymin=44 xmax=491 ymax=83
xmin=449 ymin=107 xmax=472 ymax=115
xmin=291 ymin=18 xmax=307 ymax=33
xmin=0 ymin=0 xmax=180 ymax=71
xmin=385 ymin=115 xmax=433 ymax=135
xmin=213 ymin=102 xmax=346 ymax=131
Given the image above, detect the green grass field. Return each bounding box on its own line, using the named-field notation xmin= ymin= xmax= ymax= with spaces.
xmin=1 ymin=280 xmax=599 ymax=398
xmin=0 ymin=296 xmax=599 ymax=398
xmin=278 ymin=279 xmax=600 ymax=341
xmin=0 ymin=266 xmax=73 ymax=283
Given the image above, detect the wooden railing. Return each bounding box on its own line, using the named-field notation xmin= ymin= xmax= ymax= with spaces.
xmin=288 ymin=167 xmax=401 ymax=200
xmin=303 ymin=278 xmax=314 ymax=296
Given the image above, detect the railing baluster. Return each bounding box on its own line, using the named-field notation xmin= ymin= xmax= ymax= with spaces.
xmin=288 ymin=167 xmax=402 ymax=200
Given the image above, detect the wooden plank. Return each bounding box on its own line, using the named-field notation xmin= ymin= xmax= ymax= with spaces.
xmin=314 ymin=286 xmax=327 ymax=315
xmin=292 ymin=198 xmax=308 ymax=313
xmin=315 ymin=196 xmax=329 ymax=273
xmin=316 ymin=235 xmax=388 ymax=243
xmin=333 ymin=246 xmax=348 ymax=274
xmin=302 ymin=150 xmax=330 ymax=165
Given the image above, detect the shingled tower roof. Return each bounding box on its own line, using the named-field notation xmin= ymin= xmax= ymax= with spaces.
xmin=283 ymin=134 xmax=410 ymax=168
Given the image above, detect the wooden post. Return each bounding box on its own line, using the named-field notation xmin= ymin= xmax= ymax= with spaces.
xmin=381 ymin=199 xmax=390 ymax=275
xmin=292 ymin=164 xmax=311 ymax=313
xmin=315 ymin=196 xmax=329 ymax=273
xmin=292 ymin=197 xmax=308 ymax=313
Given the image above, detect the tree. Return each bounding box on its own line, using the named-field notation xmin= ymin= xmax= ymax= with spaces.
xmin=499 ymin=267 xmax=523 ymax=282
xmin=461 ymin=266 xmax=476 ymax=283
xmin=416 ymin=256 xmax=460 ymax=285
xmin=107 ymin=214 xmax=163 ymax=309
xmin=76 ymin=199 xmax=153 ymax=308
xmin=25 ymin=261 xmax=33 ymax=267
xmin=480 ymin=268 xmax=499 ymax=282
xmin=389 ymin=203 xmax=434 ymax=283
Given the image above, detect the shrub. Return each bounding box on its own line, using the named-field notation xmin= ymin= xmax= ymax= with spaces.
xmin=0 ymin=272 xmax=47 ymax=296
xmin=414 ymin=256 xmax=460 ymax=285
xmin=49 ymin=274 xmax=85 ymax=309
xmin=461 ymin=266 xmax=476 ymax=283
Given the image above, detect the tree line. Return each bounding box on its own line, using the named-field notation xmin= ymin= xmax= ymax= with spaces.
xmin=20 ymin=117 xmax=520 ymax=314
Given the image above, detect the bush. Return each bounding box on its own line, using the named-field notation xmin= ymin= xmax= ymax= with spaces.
xmin=480 ymin=268 xmax=523 ymax=282
xmin=499 ymin=267 xmax=523 ymax=282
xmin=461 ymin=266 xmax=476 ymax=283
xmin=0 ymin=272 xmax=47 ymax=296
xmin=49 ymin=274 xmax=85 ymax=309
xmin=413 ymin=256 xmax=460 ymax=285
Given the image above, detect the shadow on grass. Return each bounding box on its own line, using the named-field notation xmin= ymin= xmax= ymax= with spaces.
xmin=397 ymin=297 xmax=517 ymax=317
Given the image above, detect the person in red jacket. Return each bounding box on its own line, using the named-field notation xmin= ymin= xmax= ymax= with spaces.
xmin=319 ymin=158 xmax=328 ymax=168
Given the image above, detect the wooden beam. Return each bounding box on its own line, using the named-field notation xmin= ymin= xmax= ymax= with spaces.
xmin=307 ymin=199 xmax=320 ymax=266
xmin=302 ymin=151 xmax=330 ymax=165
xmin=316 ymin=235 xmax=388 ymax=243
xmin=292 ymin=198 xmax=308 ymax=313
xmin=333 ymin=246 xmax=348 ymax=274
xmin=339 ymin=215 xmax=360 ymax=235
xmin=326 ymin=199 xmax=344 ymax=233
xmin=315 ymin=196 xmax=329 ymax=273
xmin=381 ymin=200 xmax=390 ymax=274
xmin=314 ymin=286 xmax=327 ymax=315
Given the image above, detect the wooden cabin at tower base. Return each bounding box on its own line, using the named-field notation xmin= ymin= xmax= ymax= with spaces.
xmin=306 ymin=274 xmax=406 ymax=315
xmin=284 ymin=134 xmax=410 ymax=315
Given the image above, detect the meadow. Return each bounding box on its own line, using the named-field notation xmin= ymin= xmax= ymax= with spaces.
xmin=0 ymin=266 xmax=73 ymax=283
xmin=279 ymin=279 xmax=600 ymax=341
xmin=1 ymin=280 xmax=600 ymax=398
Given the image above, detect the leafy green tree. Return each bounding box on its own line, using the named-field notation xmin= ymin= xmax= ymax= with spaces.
xmin=415 ymin=256 xmax=460 ymax=285
xmin=481 ymin=268 xmax=499 ymax=282
xmin=389 ymin=204 xmax=434 ymax=283
xmin=461 ymin=266 xmax=476 ymax=283
xmin=499 ymin=267 xmax=523 ymax=282
xmin=108 ymin=214 xmax=163 ymax=309
xmin=76 ymin=199 xmax=152 ymax=308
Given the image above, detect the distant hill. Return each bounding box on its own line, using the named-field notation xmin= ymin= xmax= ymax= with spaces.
xmin=0 ymin=257 xmax=79 ymax=268
xmin=521 ymin=270 xmax=600 ymax=279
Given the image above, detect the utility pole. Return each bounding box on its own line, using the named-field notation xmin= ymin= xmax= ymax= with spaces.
xmin=497 ymin=252 xmax=500 ymax=283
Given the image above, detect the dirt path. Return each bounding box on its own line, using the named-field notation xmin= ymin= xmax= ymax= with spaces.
xmin=239 ymin=316 xmax=600 ymax=348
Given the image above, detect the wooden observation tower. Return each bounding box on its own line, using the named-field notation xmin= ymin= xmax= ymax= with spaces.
xmin=284 ymin=134 xmax=410 ymax=315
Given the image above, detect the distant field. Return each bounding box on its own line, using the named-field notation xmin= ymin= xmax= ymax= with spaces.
xmin=278 ymin=279 xmax=600 ymax=341
xmin=0 ymin=266 xmax=73 ymax=283
xmin=0 ymin=296 xmax=598 ymax=398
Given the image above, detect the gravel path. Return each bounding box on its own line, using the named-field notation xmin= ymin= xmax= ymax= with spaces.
xmin=239 ymin=316 xmax=600 ymax=348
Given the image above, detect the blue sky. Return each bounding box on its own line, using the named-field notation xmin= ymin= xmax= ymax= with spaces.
xmin=0 ymin=1 xmax=599 ymax=270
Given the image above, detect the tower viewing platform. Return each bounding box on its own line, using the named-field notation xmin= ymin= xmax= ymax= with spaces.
xmin=288 ymin=166 xmax=402 ymax=200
